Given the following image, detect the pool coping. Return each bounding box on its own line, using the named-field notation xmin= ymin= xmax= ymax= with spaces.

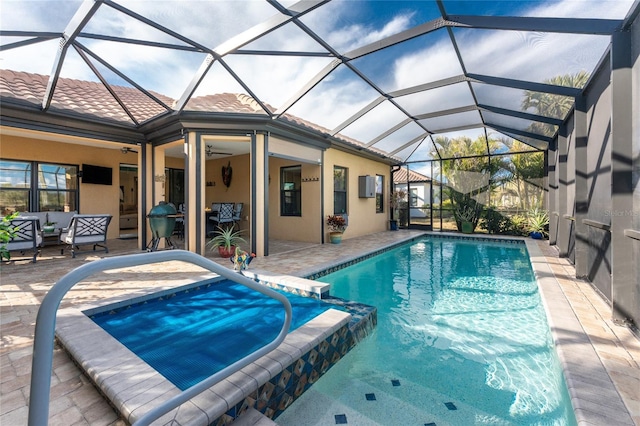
xmin=55 ymin=278 xmax=353 ymax=425
xmin=525 ymin=238 xmax=634 ymax=425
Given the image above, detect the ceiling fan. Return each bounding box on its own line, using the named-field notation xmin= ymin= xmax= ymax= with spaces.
xmin=205 ymin=145 xmax=232 ymax=157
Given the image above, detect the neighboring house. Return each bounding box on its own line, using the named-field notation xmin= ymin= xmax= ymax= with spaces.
xmin=392 ymin=167 xmax=433 ymax=219
xmin=0 ymin=71 xmax=399 ymax=256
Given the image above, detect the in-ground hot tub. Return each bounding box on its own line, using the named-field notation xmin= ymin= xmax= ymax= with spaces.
xmin=56 ymin=273 xmax=376 ymax=425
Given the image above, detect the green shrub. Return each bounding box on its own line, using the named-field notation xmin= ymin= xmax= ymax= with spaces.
xmin=481 ymin=207 xmax=511 ymax=234
xmin=0 ymin=212 xmax=19 ymax=261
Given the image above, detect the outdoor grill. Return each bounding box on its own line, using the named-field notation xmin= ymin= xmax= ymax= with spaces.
xmin=146 ymin=201 xmax=177 ymax=251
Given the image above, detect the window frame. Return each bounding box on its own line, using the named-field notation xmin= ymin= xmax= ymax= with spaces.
xmin=280 ymin=165 xmax=302 ymax=217
xmin=375 ymin=174 xmax=384 ymax=213
xmin=333 ymin=166 xmax=348 ymax=215
xmin=410 ymin=188 xmax=419 ymax=207
xmin=0 ymin=159 xmax=79 ymax=215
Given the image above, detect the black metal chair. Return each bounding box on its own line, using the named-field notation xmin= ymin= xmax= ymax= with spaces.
xmin=4 ymin=217 xmax=42 ymax=263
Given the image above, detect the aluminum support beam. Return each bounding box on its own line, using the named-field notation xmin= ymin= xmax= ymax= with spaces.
xmin=610 ymin=29 xmax=636 ymax=327
xmin=547 ymin=142 xmax=559 ymax=246
xmin=331 ymin=96 xmax=386 ymax=135
xmin=446 ymin=15 xmax=622 ymax=35
xmin=484 ymin=123 xmax=552 ymax=145
xmin=366 ymin=119 xmax=413 ymax=147
xmin=573 ymin=94 xmax=589 ymax=278
xmin=414 ymin=105 xmax=477 ymax=121
xmin=478 ymin=104 xmax=563 ymax=126
xmin=467 ymin=73 xmax=581 ymax=97
xmin=42 ymin=0 xmax=102 ymax=110
xmin=556 ymin=125 xmax=571 ymax=257
xmin=389 ymin=135 xmax=429 ymax=157
xmin=344 ymin=17 xmax=447 ymax=60
xmin=388 ymin=75 xmax=468 ymax=98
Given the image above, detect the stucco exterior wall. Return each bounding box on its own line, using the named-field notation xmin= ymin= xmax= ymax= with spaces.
xmin=1 ymin=134 xmax=130 ymax=240
xmin=323 ymin=149 xmax=390 ymax=241
xmin=268 ymin=156 xmax=322 ymax=243
xmin=205 ymin=154 xmax=251 ymax=232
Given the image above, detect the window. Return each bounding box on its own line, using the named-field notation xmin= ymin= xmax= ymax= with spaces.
xmin=375 ymin=175 xmax=384 ymax=213
xmin=410 ymin=188 xmax=418 ymax=207
xmin=0 ymin=160 xmax=31 ymax=214
xmin=333 ymin=166 xmax=347 ymax=214
xmin=38 ymin=163 xmax=78 ymax=212
xmin=280 ymin=166 xmax=301 ymax=216
xmin=0 ymin=160 xmax=78 ymax=215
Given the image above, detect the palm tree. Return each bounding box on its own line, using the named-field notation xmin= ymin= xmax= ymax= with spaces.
xmin=431 ymin=135 xmax=508 ymax=231
xmin=521 ymin=71 xmax=590 ymax=137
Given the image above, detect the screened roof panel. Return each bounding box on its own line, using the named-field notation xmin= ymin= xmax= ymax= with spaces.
xmin=348 ymin=30 xmax=463 ymax=93
xmin=52 ymin=48 xmax=135 ymax=124
xmin=370 ymin=122 xmax=426 ymax=153
xmin=224 ymin=54 xmax=334 ymax=112
xmin=76 ymin=37 xmax=206 ymax=99
xmin=239 ymin=21 xmax=331 ymax=54
xmin=287 ymin=65 xmax=381 ymax=131
xmin=498 ymin=131 xmax=548 ymax=151
xmin=0 ymin=0 xmax=636 ymax=162
xmin=484 ymin=111 xmax=557 ymax=140
xmin=340 ymin=100 xmax=408 ymax=143
xmin=397 ymin=138 xmax=438 ymax=163
xmin=430 ymin=128 xmax=487 ymax=148
xmin=118 ymin=0 xmax=277 ymax=49
xmin=418 ymin=110 xmax=483 ymax=133
xmin=298 ymin=0 xmax=442 ymax=53
xmin=472 ymin=83 xmax=574 ymax=120
xmin=0 ymin=1 xmax=82 ymax=33
xmin=394 ymin=82 xmax=476 ymax=117
xmin=0 ymin=39 xmax=61 ymax=76
xmin=82 ymin=4 xmax=192 ymax=47
xmin=454 ymin=28 xmax=610 ymax=88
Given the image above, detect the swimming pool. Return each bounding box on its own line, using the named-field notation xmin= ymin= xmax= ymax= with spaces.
xmin=88 ymin=279 xmax=333 ymax=390
xmin=277 ymin=236 xmax=577 ymax=425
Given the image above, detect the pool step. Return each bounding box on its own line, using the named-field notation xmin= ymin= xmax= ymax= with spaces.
xmin=229 ymin=408 xmax=277 ymax=426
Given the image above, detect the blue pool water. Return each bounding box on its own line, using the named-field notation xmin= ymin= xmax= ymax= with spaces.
xmin=88 ymin=279 xmax=331 ymax=390
xmin=277 ymin=237 xmax=576 ymax=425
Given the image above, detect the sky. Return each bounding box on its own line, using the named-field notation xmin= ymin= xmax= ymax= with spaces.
xmin=0 ymin=0 xmax=635 ymax=167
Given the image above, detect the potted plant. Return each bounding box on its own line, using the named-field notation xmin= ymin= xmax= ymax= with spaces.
xmin=43 ymin=221 xmax=56 ymax=233
xmin=389 ymin=189 xmax=407 ymax=230
xmin=456 ymin=205 xmax=475 ymax=234
xmin=206 ymin=225 xmax=246 ymax=258
xmin=527 ymin=209 xmax=549 ymax=239
xmin=327 ymin=214 xmax=347 ymax=244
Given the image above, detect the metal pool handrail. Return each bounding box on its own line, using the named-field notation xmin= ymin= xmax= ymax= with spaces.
xmin=28 ymin=250 xmax=293 ymax=426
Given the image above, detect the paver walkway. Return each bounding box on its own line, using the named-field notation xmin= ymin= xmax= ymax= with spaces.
xmin=1 ymin=232 xmax=638 ymax=425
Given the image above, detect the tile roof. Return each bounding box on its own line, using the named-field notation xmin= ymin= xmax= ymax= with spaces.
xmin=0 ymin=69 xmax=396 ymax=160
xmin=393 ymin=167 xmax=431 ymax=183
xmin=0 ymin=70 xmax=172 ymax=124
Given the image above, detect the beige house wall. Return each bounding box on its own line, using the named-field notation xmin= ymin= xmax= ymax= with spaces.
xmin=1 ymin=134 xmax=132 ymax=240
xmin=324 ymin=149 xmax=390 ymax=240
xmin=1 ymin=132 xmax=393 ymax=249
xmin=268 ymin=157 xmax=322 ymax=243
xmin=205 ymin=154 xmax=251 ymax=232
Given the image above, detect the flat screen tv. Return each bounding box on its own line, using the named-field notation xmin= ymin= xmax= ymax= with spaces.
xmin=82 ymin=164 xmax=112 ymax=185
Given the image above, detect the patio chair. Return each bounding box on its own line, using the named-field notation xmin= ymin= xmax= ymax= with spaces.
xmin=174 ymin=203 xmax=185 ymax=239
xmin=60 ymin=214 xmax=112 ymax=258
xmin=232 ymin=203 xmax=243 ymax=226
xmin=4 ymin=217 xmax=42 ymax=263
xmin=209 ymin=203 xmax=234 ymax=229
